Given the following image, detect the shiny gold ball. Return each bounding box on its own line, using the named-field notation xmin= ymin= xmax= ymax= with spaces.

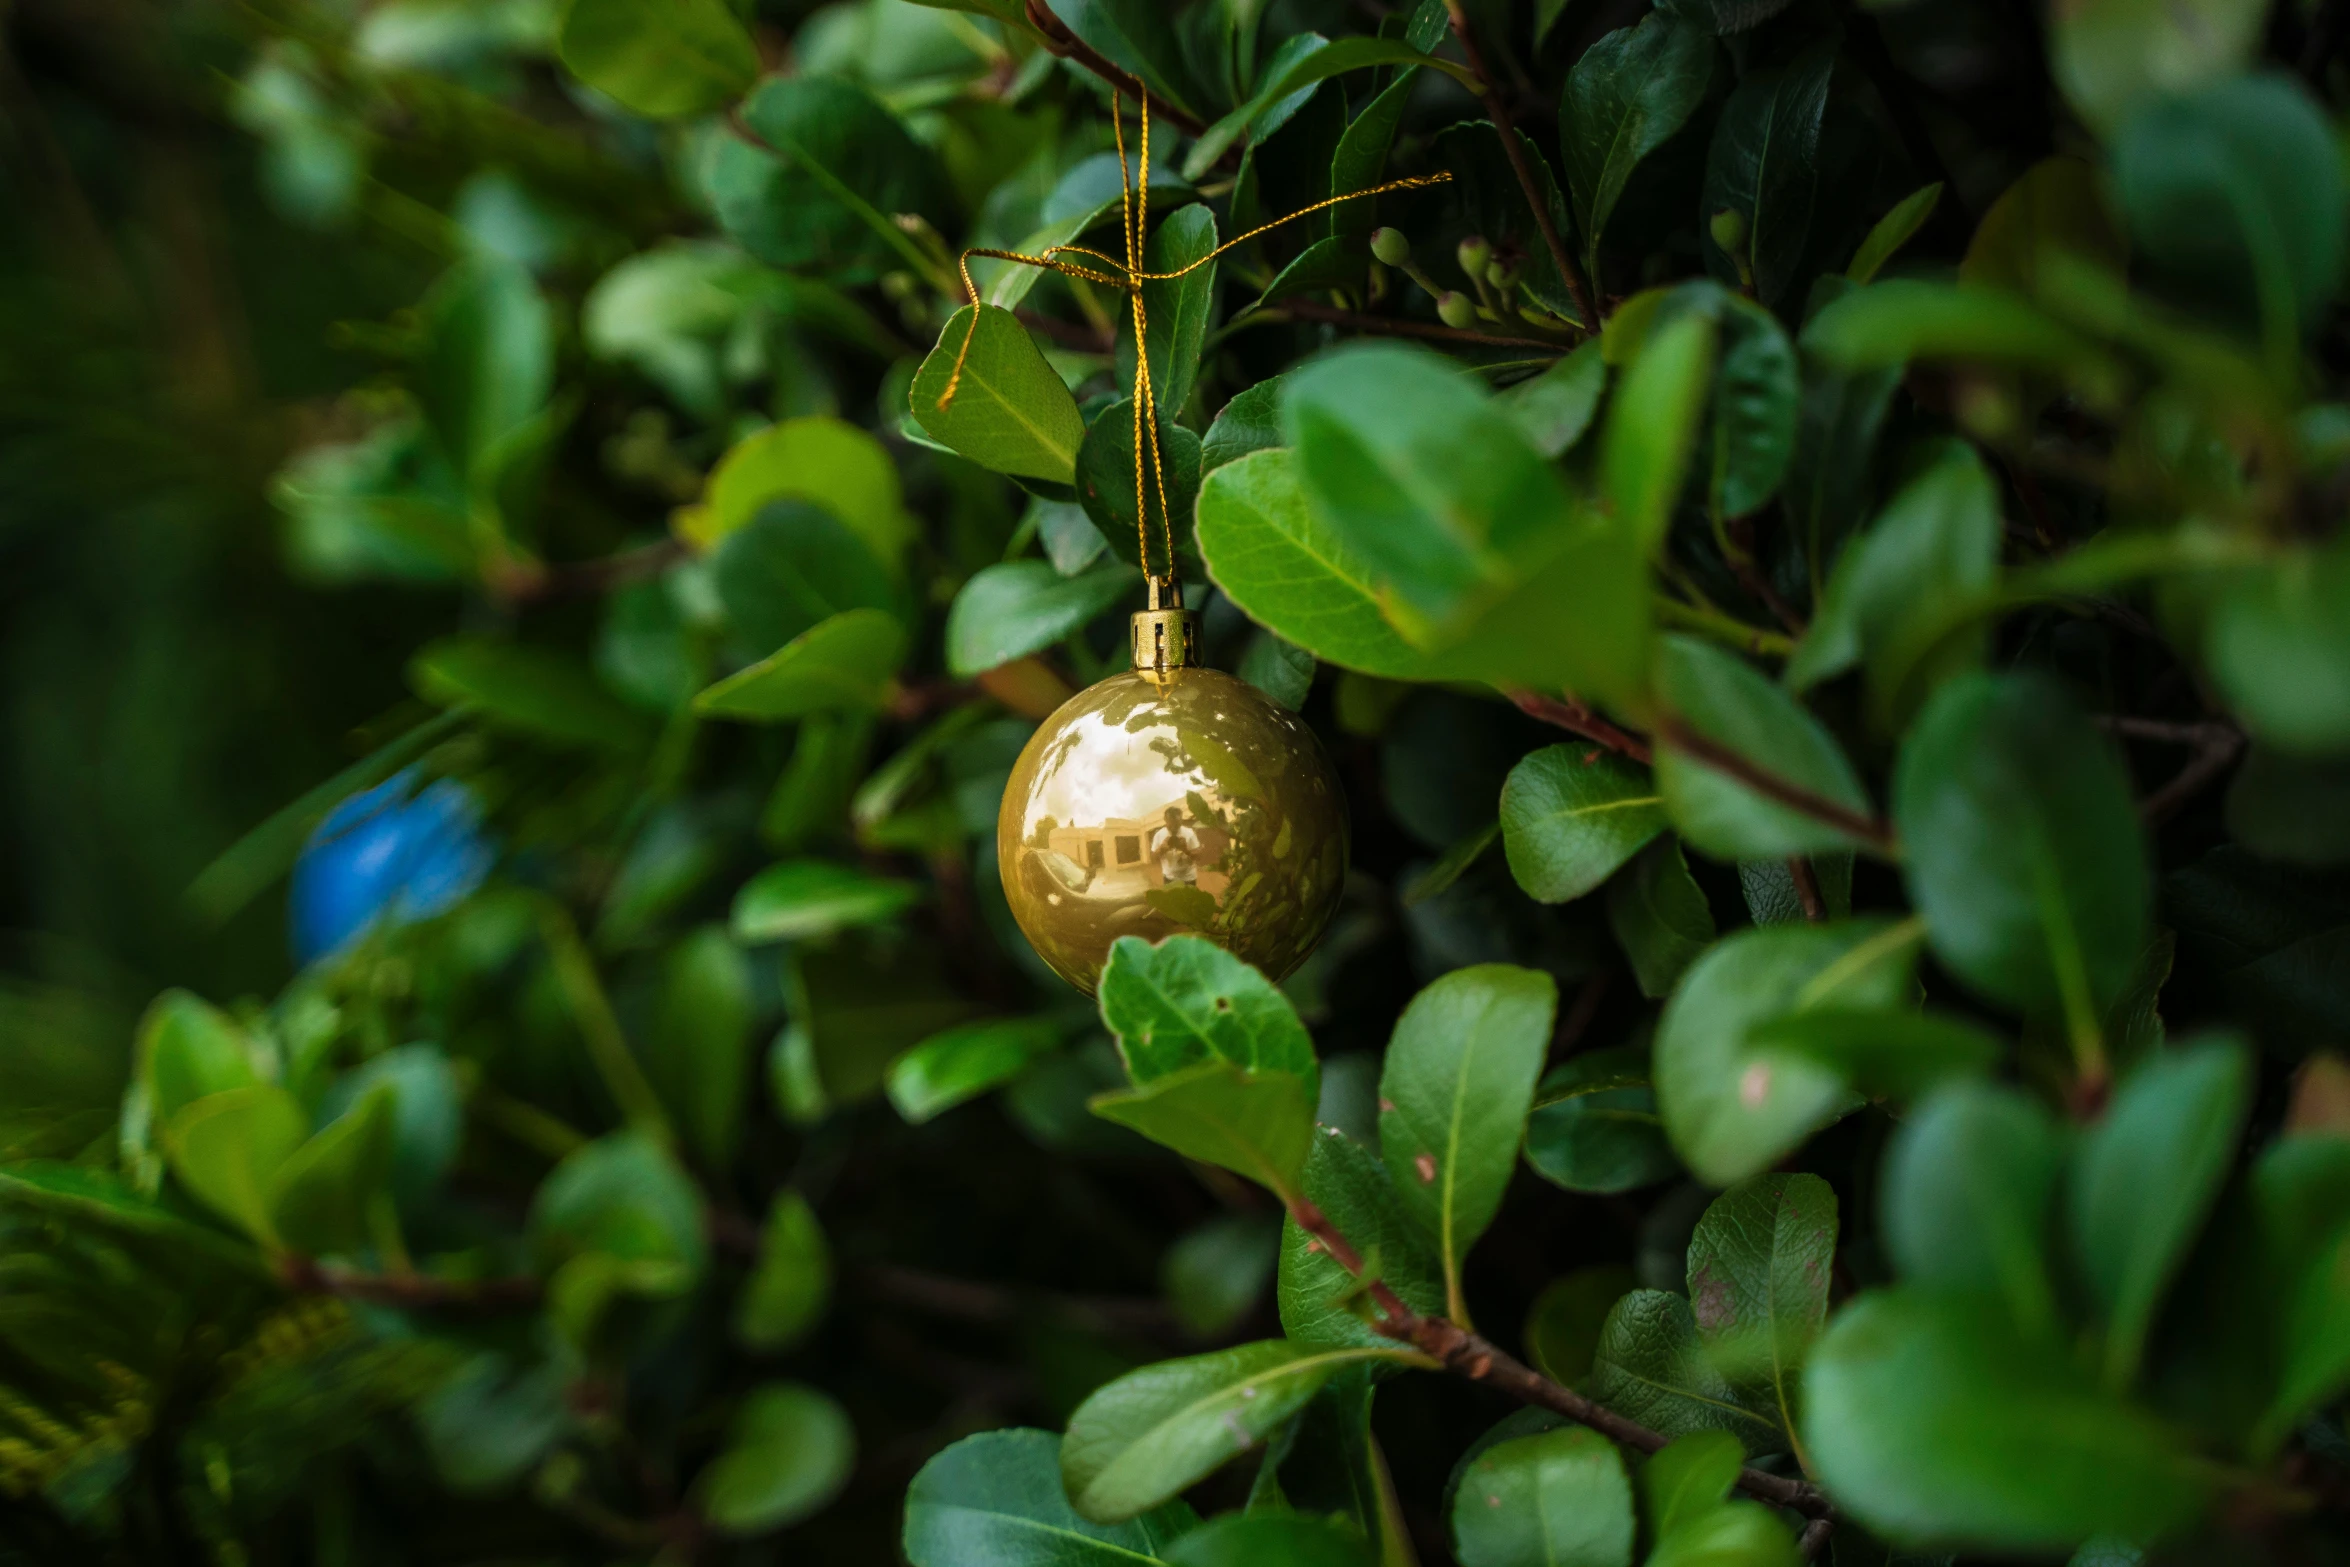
xmin=996 ymin=648 xmax=1349 ymax=997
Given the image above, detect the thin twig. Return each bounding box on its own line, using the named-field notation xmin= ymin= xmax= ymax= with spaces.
xmin=1258 ymin=298 xmax=1568 ymax=351
xmin=1023 ymin=0 xmax=1212 ymax=139
xmin=1798 ymin=1516 xmax=1837 ymax=1559
xmin=1508 ymin=691 xmax=1654 ymax=766
xmin=1287 ymin=1200 xmax=1837 ymax=1522
xmin=1657 ymin=716 xmax=1900 ymax=855
xmin=279 ymin=1255 xmax=541 ymax=1311
xmin=494 ymin=539 xmax=687 ymax=605
xmin=2137 ymin=729 xmax=2245 ymax=825
xmin=1441 ymin=1 xmax=1600 ymax=330
xmin=1788 ymin=856 xmax=1828 ymax=922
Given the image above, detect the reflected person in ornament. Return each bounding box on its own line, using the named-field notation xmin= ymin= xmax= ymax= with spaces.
xmin=1152 ymin=804 xmax=1202 ymax=887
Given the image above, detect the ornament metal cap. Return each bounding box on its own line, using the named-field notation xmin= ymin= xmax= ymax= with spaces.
xmin=1129 ymin=577 xmax=1198 ymax=680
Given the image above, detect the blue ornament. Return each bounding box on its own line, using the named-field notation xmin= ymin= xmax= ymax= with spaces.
xmin=290 ymin=769 xmax=492 ymax=964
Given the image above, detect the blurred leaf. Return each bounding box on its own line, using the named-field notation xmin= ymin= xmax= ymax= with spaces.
xmin=0 ymin=1163 xmax=270 ymax=1275
xmin=903 ymin=1428 xmax=1200 ymax=1565
xmin=2048 ymin=0 xmax=2264 ymax=138
xmin=887 ymin=1016 xmax=1062 ymax=1123
xmin=1450 ymin=1425 xmax=1635 ymax=1567
xmin=1280 ymin=1126 xmax=1446 ymax=1352
xmin=1642 ymin=1429 xmax=1744 ymax=1540
xmin=1099 ymin=933 xmax=1318 ymax=1088
xmin=1655 ymin=920 xmax=1911 ymax=1185
xmin=1958 ymin=160 xmax=2123 ymax=298
xmin=1699 ymin=45 xmax=1832 ymax=307
xmin=1880 ymin=1083 xmax=2067 ymax=1341
xmin=777 ymin=931 xmax=982 ymax=1116
xmin=419 ymin=1353 xmax=571 ymax=1493
xmin=647 ymin=925 xmax=755 ymax=1165
xmin=1500 ymin=341 xmax=1608 ymax=459
xmin=698 ymin=1383 xmax=856 ymax=1536
xmin=694 ymin=608 xmax=909 ymax=720
xmin=1562 ymin=12 xmax=1718 ymax=281
xmin=732 ymin=860 xmax=921 ymax=942
xmin=1685 ymin=1173 xmax=1835 ymax=1439
xmin=1801 ymin=1290 xmax=2213 ymax=1552
xmin=2250 ymin=1135 xmax=2350 ymax=1449
xmin=412 ymin=637 xmax=651 ymax=750
xmin=271 ymin=1085 xmax=396 ymax=1256
xmin=417 ymin=257 xmax=553 ymax=487
xmin=1606 ymin=837 xmax=1715 ymax=998
xmin=1091 ymin=1060 xmax=1319 ymax=1201
xmin=1061 ymin=1340 xmax=1402 ymax=1522
xmin=736 ymin=1190 xmax=831 ymax=1353
xmin=1749 ymin=1009 xmax=2002 ymax=1101
xmin=912 ymin=306 xmax=1089 ymax=484
xmin=1525 ymin=1045 xmax=1679 ymax=1194
xmin=1501 ymin=746 xmax=1667 ymax=904
xmin=1525 ymin=1264 xmax=1639 ymax=1384
xmin=1656 ymin=635 xmax=1877 ymax=859
xmin=683 ymin=417 xmax=910 ymax=565
xmin=1893 ymin=674 xmax=2149 ymax=1031
xmin=947 ymin=559 xmax=1140 ymax=678
xmin=2225 ymin=747 xmax=2350 ymax=864
xmin=1603 ymin=312 xmax=1717 ymax=552
xmin=1847 ymin=184 xmax=1942 ymax=284
xmin=1380 ymin=964 xmax=1557 ymax=1321
xmin=555 ymin=0 xmax=757 ymax=119
xmin=1162 ymin=1212 xmax=1281 ymax=1338
xmin=2071 ymin=1039 xmax=2252 ymax=1386
xmin=1648 ymin=1503 xmax=1798 ymax=1567
xmin=164 ymin=1086 xmax=307 ymax=1247
xmin=138 ymin=990 xmax=265 ymax=1126
xmin=1165 ymin=1513 xmax=1372 ymax=1567
xmin=1591 ymin=1289 xmax=1780 ymax=1453
xmin=2206 ymin=541 xmax=2350 ymax=753
xmin=706 ymin=75 xmax=951 ymax=280
xmin=1801 ymin=281 xmax=2118 ymax=386
xmin=528 ymin=1130 xmax=707 ymax=1281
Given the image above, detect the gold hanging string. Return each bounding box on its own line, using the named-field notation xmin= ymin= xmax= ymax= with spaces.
xmin=935 ymin=87 xmax=1454 ymax=584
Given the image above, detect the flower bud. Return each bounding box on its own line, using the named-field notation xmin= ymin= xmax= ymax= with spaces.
xmin=1489 ymin=258 xmax=1522 ymax=291
xmin=1456 ymin=235 xmax=1492 ymax=279
xmin=1708 ymin=207 xmax=1749 ymax=257
xmin=1436 ymin=291 xmax=1477 ymax=329
xmin=1370 ymin=227 xmax=1412 ymax=267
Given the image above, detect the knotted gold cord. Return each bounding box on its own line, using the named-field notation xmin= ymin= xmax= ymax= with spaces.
xmin=935 ymin=87 xmax=1451 ymax=586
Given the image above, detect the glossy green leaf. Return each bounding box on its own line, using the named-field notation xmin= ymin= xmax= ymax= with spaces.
xmin=1239 ymin=630 xmax=1315 ymax=712
xmin=904 ymin=1427 xmax=1199 ymax=1566
xmin=1590 ymin=1290 xmax=1781 ymax=1453
xmin=1500 ymin=341 xmax=1608 ymax=459
xmin=1656 ymin=635 xmax=1877 ymax=859
xmin=1880 ymin=1083 xmax=2067 ymax=1341
xmin=707 ymin=75 xmax=950 ymax=280
xmin=1091 ymin=1060 xmax=1319 ymax=1201
xmin=1893 ymin=674 xmax=2150 ymax=1030
xmin=2071 ymin=1038 xmax=2252 ymax=1385
xmin=946 ymin=560 xmax=1140 ymax=678
xmin=911 ymin=306 xmax=1089 ymax=484
xmin=1802 ymin=1290 xmax=2213 ymax=1552
xmin=1685 ymin=1173 xmax=1835 ymax=1440
xmin=1201 ymin=376 xmax=1287 ymax=474
xmin=685 ymin=416 xmax=909 ymax=563
xmin=1099 ymin=933 xmax=1318 ymax=1087
xmin=693 ymin=608 xmax=909 ymax=720
xmin=1606 ymin=837 xmax=1716 ymax=999
xmin=1847 ymin=184 xmax=1943 ymax=284
xmin=699 ymin=1383 xmax=855 ymax=1536
xmin=1654 ymin=920 xmax=1914 ymax=1185
xmin=1524 ymin=1045 xmax=1679 ymax=1195
xmin=164 ymin=1086 xmax=306 ymax=1246
xmin=1061 ymin=1340 xmax=1402 ymax=1522
xmin=735 ymin=1189 xmax=831 ymax=1353
xmin=1603 ymin=312 xmax=1717 ymax=552
xmin=1165 ymin=1513 xmax=1372 ymax=1567
xmin=887 ymin=1017 xmax=1062 ymax=1124
xmin=1699 ymin=45 xmax=1832 ymax=307
xmin=412 ymin=637 xmax=650 ymax=750
xmin=1280 ymin=1126 xmax=1446 ymax=1352
xmin=555 ymin=0 xmax=757 ymax=120
xmin=1450 ymin=1425 xmax=1635 ymax=1567
xmin=1561 ymin=12 xmax=1718 ymax=277
xmin=1379 ymin=964 xmax=1557 ymax=1320
xmin=1075 ymin=406 xmax=1202 ymax=580
xmin=732 ymin=859 xmax=920 ymax=943
xmin=1646 ymin=1503 xmax=1798 ymax=1567
xmin=1641 ymin=1430 xmax=1745 ymax=1541
xmin=1116 ymin=204 xmax=1218 ymax=419
xmin=2049 ymin=0 xmax=2264 ymax=137
xmin=1708 ymin=296 xmax=1800 ymax=520
xmin=1501 ymin=746 xmax=1667 ymax=905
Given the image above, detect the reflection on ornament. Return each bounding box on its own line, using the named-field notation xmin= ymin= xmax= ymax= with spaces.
xmin=997 ymin=584 xmax=1348 ymax=996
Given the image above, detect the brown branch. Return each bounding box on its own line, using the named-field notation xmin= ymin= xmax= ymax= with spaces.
xmin=1788 ymin=856 xmax=1828 ymax=922
xmin=1799 ymin=1516 xmax=1837 ymax=1559
xmin=1441 ymin=2 xmax=1599 ymax=331
xmin=492 ymin=539 xmax=688 ymax=605
xmin=1509 ymin=690 xmax=1654 ymax=766
xmin=1263 ymin=298 xmax=1569 ymax=352
xmin=2097 ymin=717 xmax=2246 ymax=825
xmin=279 ymin=1255 xmax=541 ymax=1311
xmin=1286 ymin=1200 xmax=1836 ymax=1523
xmin=1023 ymin=0 xmax=1211 ymax=139
xmin=1657 ymin=716 xmax=1899 ymax=855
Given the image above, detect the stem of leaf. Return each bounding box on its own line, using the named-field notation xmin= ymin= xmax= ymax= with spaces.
xmin=1656 ymin=715 xmax=1900 ymax=857
xmin=1653 ymin=596 xmax=1797 ymax=658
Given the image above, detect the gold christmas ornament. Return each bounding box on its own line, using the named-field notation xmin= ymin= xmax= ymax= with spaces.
xmin=997 ymin=581 xmax=1348 ymax=995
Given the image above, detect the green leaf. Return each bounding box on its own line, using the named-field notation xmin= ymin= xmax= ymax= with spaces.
xmin=164 ymin=1086 xmax=307 ymax=1246
xmin=707 ymin=75 xmax=950 ymax=281
xmin=1708 ymin=296 xmax=1800 ymax=520
xmin=947 ymin=560 xmax=1140 ymax=679
xmin=1284 ymin=342 xmax=1578 ymax=646
xmin=647 ymin=925 xmax=754 ymax=1165
xmin=1591 ymin=1290 xmax=1781 ymax=1453
xmin=1847 ymin=184 xmax=1943 ymax=284
xmin=1646 ymin=1504 xmax=1798 ymax=1567
xmin=1379 ymin=964 xmax=1557 ymax=1322
xmin=1603 ymin=312 xmax=1717 ymax=552
xmin=911 ymin=305 xmax=1089 ymax=484
xmin=1800 ymin=281 xmax=2119 ymax=386
xmin=1075 ymin=406 xmax=1202 ymax=581
xmin=1654 ymin=920 xmax=1913 ymax=1185
xmin=1092 ymin=1060 xmax=1319 ymax=1202
xmin=1685 ymin=1174 xmax=1835 ymax=1442
xmin=412 ymin=637 xmax=650 ymax=750
xmin=1737 ymin=854 xmax=1851 ymax=928
xmin=1501 ymin=746 xmax=1668 ymax=905
xmin=1116 ymin=204 xmax=1218 ymax=419
xmin=2071 ymin=1038 xmax=2253 ymax=1387
xmin=906 ymin=1427 xmax=1197 ymax=1565
xmin=1786 ymin=440 xmax=2001 ymax=728
xmin=1655 ymin=635 xmax=1877 ymax=859
xmin=693 ymin=608 xmax=909 ymax=720
xmin=2049 ymin=0 xmax=2264 ymax=138
xmin=138 ymin=990 xmax=263 ymax=1126
xmin=2250 ymin=1135 xmax=2350 ymax=1450
xmin=1525 ymin=1265 xmax=1639 ymax=1385
xmin=1280 ymin=1126 xmax=1446 ymax=1352
xmin=1524 ymin=1045 xmax=1679 ymax=1195
xmin=1893 ymin=674 xmax=2150 ymax=1033
xmin=698 ymin=1383 xmax=855 ymax=1536
xmin=1606 ymin=837 xmax=1716 ymax=999
xmin=731 ymin=859 xmax=921 ymax=943
xmin=1164 ymin=1513 xmax=1373 ymax=1567
xmin=1801 ymin=1290 xmax=2213 ymax=1552
xmin=887 ymin=1017 xmax=1062 ymax=1124
xmin=1202 ymin=376 xmax=1287 ymax=474
xmin=1747 ymin=1008 xmax=2002 ymax=1101
xmin=528 ymin=1129 xmax=707 ymax=1279
xmin=1641 ymin=1430 xmax=1745 ymax=1541
xmin=1240 ymin=630 xmax=1316 ymax=712
xmin=1162 ymin=1213 xmax=1280 ymax=1338
xmin=1562 ymin=13 xmax=1718 ymax=282
xmin=1061 ymin=1340 xmax=1403 ymax=1523
xmin=1047 ymin=0 xmax=1213 ymax=121
xmin=417 ymin=257 xmax=554 ymax=486
xmin=418 ymin=1353 xmax=571 ymax=1494
xmin=683 ymin=416 xmax=909 ymax=563
xmin=735 ymin=1189 xmax=831 ymax=1353
xmin=2111 ymin=75 xmax=2345 ymax=350
xmin=1500 ymin=341 xmax=1608 ymax=459
xmin=270 ymin=1084 xmax=397 ymax=1256
xmin=1958 ymin=158 xmax=2125 ymax=299
xmin=0 ymin=1164 xmax=271 ymax=1275
xmin=1699 ymin=45 xmax=1832 ymax=307
xmin=555 ymin=0 xmax=757 ymax=119
xmin=1099 ymin=934 xmax=1318 ymax=1088
xmin=2206 ymin=541 xmax=2350 ymax=753
xmin=1450 ymin=1425 xmax=1635 ymax=1567
xmin=1880 ymin=1083 xmax=2068 ymax=1342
